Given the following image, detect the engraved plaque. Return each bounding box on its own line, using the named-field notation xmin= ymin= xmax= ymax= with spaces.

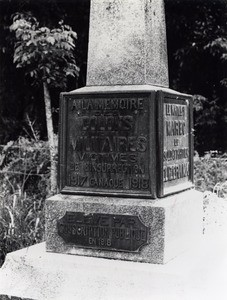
xmin=59 ymin=89 xmax=193 ymax=198
xmin=59 ymin=92 xmax=156 ymax=198
xmin=57 ymin=212 xmax=149 ymax=252
xmin=158 ymin=92 xmax=194 ymax=196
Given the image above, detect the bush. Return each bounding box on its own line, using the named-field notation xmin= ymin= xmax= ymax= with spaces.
xmin=0 ymin=137 xmax=51 ymax=196
xmin=194 ymin=152 xmax=227 ymax=197
xmin=0 ymin=137 xmax=51 ymax=266
xmin=0 ymin=188 xmax=45 ymax=266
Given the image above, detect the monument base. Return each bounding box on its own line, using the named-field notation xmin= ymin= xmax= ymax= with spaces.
xmin=46 ymin=189 xmax=203 ymax=264
xmin=1 ymin=229 xmax=227 ymax=300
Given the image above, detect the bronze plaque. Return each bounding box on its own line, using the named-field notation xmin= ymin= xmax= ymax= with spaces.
xmin=57 ymin=212 xmax=149 ymax=252
xmin=59 ymin=93 xmax=156 ymax=198
xmin=158 ymin=93 xmax=194 ymax=196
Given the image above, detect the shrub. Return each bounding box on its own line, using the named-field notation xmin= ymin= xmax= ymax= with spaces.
xmin=0 ymin=137 xmax=51 ymax=196
xmin=0 ymin=137 xmax=51 ymax=266
xmin=0 ymin=187 xmax=45 ymax=266
xmin=194 ymin=152 xmax=227 ymax=197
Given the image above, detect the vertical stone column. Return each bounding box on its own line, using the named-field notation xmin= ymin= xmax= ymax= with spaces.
xmin=86 ymin=0 xmax=169 ymax=87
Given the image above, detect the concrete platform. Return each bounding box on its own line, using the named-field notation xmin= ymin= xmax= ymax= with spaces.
xmin=0 ymin=232 xmax=227 ymax=300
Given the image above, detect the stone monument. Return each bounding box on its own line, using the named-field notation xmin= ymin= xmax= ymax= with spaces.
xmin=0 ymin=1 xmax=205 ymax=299
xmin=46 ymin=0 xmax=202 ymax=264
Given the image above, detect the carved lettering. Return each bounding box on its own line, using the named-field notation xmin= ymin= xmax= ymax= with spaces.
xmin=84 ymin=162 xmax=145 ymax=174
xmin=89 ymin=177 xmax=124 ymax=189
xmin=165 ymin=104 xmax=186 ymax=117
xmin=81 ymin=115 xmax=134 ymax=132
xmin=57 ymin=212 xmax=149 ymax=252
xmin=163 ymin=162 xmax=189 ymax=182
xmin=129 ymin=177 xmax=149 ymax=190
xmin=166 ymin=120 xmax=185 ymax=136
xmin=163 ymin=99 xmax=190 ymax=186
xmin=72 ymin=98 xmax=144 ymax=111
xmin=163 ymin=148 xmax=189 ymax=162
xmin=70 ymin=174 xmax=88 ymax=187
xmin=66 ymin=95 xmax=150 ymax=194
xmin=74 ymin=153 xmax=138 ymax=163
xmin=70 ymin=136 xmax=147 ymax=153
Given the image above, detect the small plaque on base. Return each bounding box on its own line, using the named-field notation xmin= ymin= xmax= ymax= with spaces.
xmin=57 ymin=212 xmax=149 ymax=252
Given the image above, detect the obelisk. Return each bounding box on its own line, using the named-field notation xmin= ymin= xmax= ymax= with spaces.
xmin=87 ymin=0 xmax=169 ymax=87
xmin=46 ymin=0 xmax=203 ymax=264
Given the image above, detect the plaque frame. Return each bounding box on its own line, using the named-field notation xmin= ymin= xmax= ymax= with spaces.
xmin=59 ymin=91 xmax=157 ymax=198
xmin=57 ymin=212 xmax=149 ymax=253
xmin=157 ymin=91 xmax=194 ymax=197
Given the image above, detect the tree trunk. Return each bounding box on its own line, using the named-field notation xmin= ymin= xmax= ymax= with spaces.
xmin=43 ymin=81 xmax=57 ymax=195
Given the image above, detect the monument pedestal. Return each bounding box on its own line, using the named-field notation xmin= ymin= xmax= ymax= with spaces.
xmin=46 ymin=189 xmax=203 ymax=264
xmin=60 ymin=85 xmax=194 ymax=199
xmin=2 ymin=204 xmax=227 ymax=300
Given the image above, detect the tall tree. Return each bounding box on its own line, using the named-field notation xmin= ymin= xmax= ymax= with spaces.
xmin=10 ymin=13 xmax=79 ymax=194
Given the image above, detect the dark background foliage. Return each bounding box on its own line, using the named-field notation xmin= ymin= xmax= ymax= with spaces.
xmin=166 ymin=0 xmax=227 ymax=154
xmin=0 ymin=0 xmax=227 ymax=154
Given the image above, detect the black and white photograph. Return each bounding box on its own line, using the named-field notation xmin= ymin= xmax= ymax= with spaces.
xmin=0 ymin=0 xmax=227 ymax=299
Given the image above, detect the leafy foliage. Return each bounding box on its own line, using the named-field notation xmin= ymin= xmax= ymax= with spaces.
xmin=166 ymin=0 xmax=227 ymax=154
xmin=0 ymin=0 xmax=89 ymax=142
xmin=194 ymin=152 xmax=227 ymax=196
xmin=0 ymin=137 xmax=51 ymax=196
xmin=192 ymin=94 xmax=222 ymax=152
xmin=9 ymin=13 xmax=79 ymax=193
xmin=10 ymin=13 xmax=79 ymax=88
xmin=206 ymin=37 xmax=227 ymax=88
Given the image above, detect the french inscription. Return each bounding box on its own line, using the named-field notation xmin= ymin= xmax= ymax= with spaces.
xmin=57 ymin=212 xmax=149 ymax=252
xmin=66 ymin=95 xmax=150 ymax=194
xmin=163 ymin=99 xmax=190 ymax=185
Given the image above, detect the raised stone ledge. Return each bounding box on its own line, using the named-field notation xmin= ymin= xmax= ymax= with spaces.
xmin=1 ymin=229 xmax=227 ymax=300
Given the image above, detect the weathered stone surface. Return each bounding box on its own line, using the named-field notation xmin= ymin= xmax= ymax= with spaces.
xmin=3 ymin=192 xmax=227 ymax=300
xmin=46 ymin=189 xmax=203 ymax=264
xmin=1 ymin=229 xmax=227 ymax=300
xmin=203 ymin=193 xmax=227 ymax=235
xmin=86 ymin=0 xmax=169 ymax=87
